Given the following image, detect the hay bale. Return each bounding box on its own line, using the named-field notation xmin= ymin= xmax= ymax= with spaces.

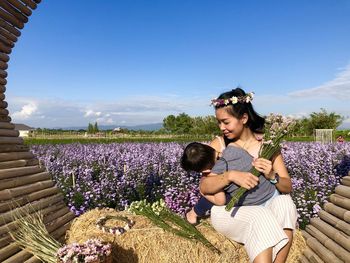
xmin=65 ymin=208 xmax=306 ymax=263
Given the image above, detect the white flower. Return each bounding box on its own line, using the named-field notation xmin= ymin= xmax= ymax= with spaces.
xmin=230 ymin=96 xmax=238 ymax=104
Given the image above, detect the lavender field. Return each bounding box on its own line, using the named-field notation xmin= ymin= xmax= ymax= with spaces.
xmin=30 ymin=142 xmax=350 ymax=228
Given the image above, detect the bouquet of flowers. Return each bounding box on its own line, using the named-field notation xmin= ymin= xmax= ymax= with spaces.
xmin=128 ymin=199 xmax=220 ymax=254
xmin=225 ymin=113 xmax=296 ymax=211
xmin=57 ymin=239 xmax=112 ymax=263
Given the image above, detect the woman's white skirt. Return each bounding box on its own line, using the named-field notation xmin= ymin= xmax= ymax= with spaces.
xmin=210 ymin=194 xmax=297 ymax=262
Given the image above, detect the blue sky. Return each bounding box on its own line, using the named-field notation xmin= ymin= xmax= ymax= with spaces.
xmin=5 ymin=0 xmax=350 ymax=128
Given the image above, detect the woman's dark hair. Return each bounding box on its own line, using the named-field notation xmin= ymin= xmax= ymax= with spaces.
xmin=215 ymin=87 xmax=265 ymax=140
xmin=181 ymin=142 xmax=216 ymax=172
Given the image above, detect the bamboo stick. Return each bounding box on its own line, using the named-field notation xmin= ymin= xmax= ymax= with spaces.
xmin=7 ymin=0 xmax=32 ymax=16
xmin=0 ymin=235 xmax=12 ymax=249
xmin=303 ymin=247 xmax=324 ymax=263
xmin=330 ymin=193 xmax=350 ymax=210
xmin=33 ymin=0 xmax=42 ymax=4
xmin=0 ymin=115 xmax=11 ymax=122
xmin=0 ymin=165 xmax=45 ymax=180
xmin=0 ymin=100 xmax=8 ymax=108
xmin=0 ymin=35 xmax=14 ymax=49
xmin=0 ymin=144 xmax=29 ymax=153
xmin=0 ymin=52 xmax=10 ymax=62
xmin=0 ymin=8 xmax=24 ymax=29
xmin=0 ymin=41 xmax=12 ymax=54
xmin=324 ymin=202 xmax=350 ymax=223
xmin=0 ymin=108 xmax=9 ymax=115
xmin=0 ymin=60 xmax=8 ymax=69
xmin=0 ymin=242 xmax=21 ymax=262
xmin=0 ymin=179 xmax=54 ymax=201
xmin=0 ymin=129 xmax=19 ymax=137
xmin=0 ymin=77 xmax=7 ymax=85
xmin=0 ymin=69 xmax=8 ymax=78
xmin=305 ymin=224 xmax=350 ymax=262
xmin=0 ymin=136 xmax=23 ymax=144
xmin=0 ymin=1 xmax=29 ymax=24
xmin=0 ymin=151 xmax=34 ymax=161
xmin=302 ymin=229 xmax=313 ymax=241
xmin=0 ymin=121 xmax=14 ymax=129
xmin=0 ymin=18 xmax=21 ymax=37
xmin=341 ymin=176 xmax=350 ymax=187
xmin=26 ymin=158 xmax=39 ymax=166
xmin=50 ymin=221 xmax=72 ymax=239
xmin=310 ymin=217 xmax=350 ymax=251
xmin=0 ymin=186 xmax=60 ymax=213
xmin=0 ymin=159 xmax=28 ymax=169
xmin=299 ymin=254 xmax=311 ymax=263
xmin=0 ymin=199 xmax=66 ymax=236
xmin=0 ymin=193 xmax=64 ymax=226
xmin=24 ymin=256 xmax=41 ymax=263
xmin=20 ymin=0 xmax=38 ymax=10
xmin=2 ymin=249 xmax=33 ymax=263
xmin=0 ymin=27 xmax=18 ymax=43
xmin=306 ymin=236 xmax=343 ymax=263
xmin=335 ymin=185 xmax=350 ymax=199
xmin=44 ymin=206 xmax=70 ymax=224
xmin=319 ymin=210 xmax=350 ymax=236
xmin=0 ymin=171 xmax=51 ymax=190
xmin=0 ymin=85 xmax=6 ymax=92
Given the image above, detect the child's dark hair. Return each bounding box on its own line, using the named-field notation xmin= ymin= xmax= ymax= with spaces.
xmin=181 ymin=142 xmax=216 ymax=172
xmin=215 ymin=87 xmax=265 ymax=135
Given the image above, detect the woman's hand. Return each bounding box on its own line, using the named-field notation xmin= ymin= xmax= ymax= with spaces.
xmin=226 ymin=170 xmax=259 ymax=190
xmin=252 ymin=158 xmax=274 ymax=179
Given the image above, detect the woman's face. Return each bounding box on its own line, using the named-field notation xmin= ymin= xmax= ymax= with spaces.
xmin=215 ymin=107 xmax=247 ymax=139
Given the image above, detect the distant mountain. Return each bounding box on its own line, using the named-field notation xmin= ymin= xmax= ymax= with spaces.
xmin=55 ymin=123 xmax=163 ymax=131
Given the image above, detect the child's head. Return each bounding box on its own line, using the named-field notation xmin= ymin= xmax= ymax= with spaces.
xmin=181 ymin=142 xmax=216 ymax=173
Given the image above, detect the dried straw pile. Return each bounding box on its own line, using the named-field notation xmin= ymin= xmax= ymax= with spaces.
xmin=66 ymin=208 xmax=306 ymax=263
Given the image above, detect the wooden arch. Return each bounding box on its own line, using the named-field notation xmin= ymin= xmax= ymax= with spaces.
xmin=0 ymin=1 xmax=75 ymax=262
xmin=0 ymin=1 xmax=349 ymax=263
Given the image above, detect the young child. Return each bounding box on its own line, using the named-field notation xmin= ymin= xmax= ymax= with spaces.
xmin=181 ymin=142 xmax=278 ymax=224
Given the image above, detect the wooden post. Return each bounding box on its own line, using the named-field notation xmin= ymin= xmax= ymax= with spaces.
xmin=305 ymin=224 xmax=350 ymax=262
xmin=6 ymin=0 xmax=32 ymax=17
xmin=318 ymin=210 xmax=350 ymax=236
xmin=335 ymin=185 xmax=350 ymax=199
xmin=310 ymin=217 xmax=350 ymax=251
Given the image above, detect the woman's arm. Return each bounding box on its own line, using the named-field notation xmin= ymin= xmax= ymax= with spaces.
xmin=271 ymin=153 xmax=292 ymax=193
xmin=252 ymin=154 xmax=292 ymax=193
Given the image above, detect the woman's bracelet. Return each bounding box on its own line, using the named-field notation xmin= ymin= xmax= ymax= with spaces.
xmin=96 ymin=215 xmax=135 ymax=235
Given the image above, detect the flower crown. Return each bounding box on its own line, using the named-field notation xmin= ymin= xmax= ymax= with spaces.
xmin=210 ymin=92 xmax=254 ymax=107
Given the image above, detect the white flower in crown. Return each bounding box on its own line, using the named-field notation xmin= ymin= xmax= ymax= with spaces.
xmin=245 ymin=92 xmax=254 ymax=103
xmin=224 ymin=99 xmax=229 ymax=105
xmin=230 ymin=96 xmax=238 ymax=104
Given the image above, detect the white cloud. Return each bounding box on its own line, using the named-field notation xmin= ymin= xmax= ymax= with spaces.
xmin=12 ymin=102 xmax=38 ymax=120
xmin=7 ymin=95 xmax=195 ymax=128
xmin=84 ymin=110 xmax=102 ymax=117
xmin=288 ymin=64 xmax=350 ymax=99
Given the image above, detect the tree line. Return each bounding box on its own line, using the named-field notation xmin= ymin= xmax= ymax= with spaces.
xmin=162 ymin=108 xmax=345 ymax=137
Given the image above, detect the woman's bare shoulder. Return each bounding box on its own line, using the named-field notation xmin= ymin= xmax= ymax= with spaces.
xmin=209 ymin=136 xmax=223 ymax=152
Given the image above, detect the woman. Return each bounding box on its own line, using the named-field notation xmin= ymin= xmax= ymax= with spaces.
xmin=200 ymin=88 xmax=297 ymax=263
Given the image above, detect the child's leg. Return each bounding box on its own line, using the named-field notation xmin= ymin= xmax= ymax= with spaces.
xmin=186 ymin=196 xmax=215 ymax=224
xmin=193 ymin=196 xmax=215 ymax=217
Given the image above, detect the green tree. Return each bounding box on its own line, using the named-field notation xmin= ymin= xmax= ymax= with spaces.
xmin=87 ymin=123 xmax=94 ymax=134
xmin=163 ymin=115 xmax=176 ymax=133
xmin=94 ymin=122 xmax=99 ymax=133
xmin=306 ymin=108 xmax=343 ymax=135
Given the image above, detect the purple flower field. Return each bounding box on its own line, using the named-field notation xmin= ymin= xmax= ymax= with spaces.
xmin=30 ymin=142 xmax=350 ymax=228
